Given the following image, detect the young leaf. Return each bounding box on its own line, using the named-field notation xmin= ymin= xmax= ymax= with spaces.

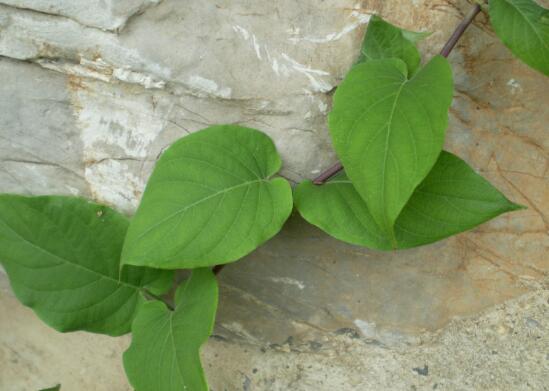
xmin=358 ymin=15 xmax=430 ymax=75
xmin=121 ymin=125 xmax=293 ymax=270
xmin=0 ymin=195 xmax=172 ymax=336
xmin=328 ymin=56 xmax=453 ymax=243
xmin=490 ymin=0 xmax=549 ymax=76
xmin=39 ymin=386 xmax=61 ymax=391
xmin=123 ymin=268 xmax=218 ymax=391
xmin=294 ymin=152 xmax=522 ymax=249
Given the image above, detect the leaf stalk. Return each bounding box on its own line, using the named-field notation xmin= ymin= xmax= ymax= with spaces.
xmin=439 ymin=4 xmax=482 ymax=58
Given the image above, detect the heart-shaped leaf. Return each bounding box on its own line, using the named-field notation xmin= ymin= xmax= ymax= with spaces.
xmin=295 ymin=151 xmax=522 ymax=249
xmin=0 ymin=195 xmax=173 ymax=336
xmin=490 ymin=0 xmax=549 ymax=76
xmin=121 ymin=125 xmax=293 ymax=270
xmin=328 ymin=56 xmax=453 ymax=243
xmin=358 ymin=15 xmax=430 ymax=75
xmin=123 ymin=268 xmax=218 ymax=391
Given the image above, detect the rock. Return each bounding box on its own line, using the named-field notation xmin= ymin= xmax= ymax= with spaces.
xmin=0 ymin=0 xmax=160 ymax=31
xmin=0 ymin=0 xmax=548 ymax=366
xmin=1 ymin=284 xmax=548 ymax=390
xmin=0 ymin=58 xmax=88 ymax=198
xmin=413 ymin=365 xmax=429 ymax=376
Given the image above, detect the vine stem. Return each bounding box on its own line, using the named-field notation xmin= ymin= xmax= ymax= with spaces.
xmin=439 ymin=4 xmax=482 ymax=57
xmin=212 ymin=5 xmax=483 ymax=275
xmin=312 ymin=3 xmax=482 ymax=185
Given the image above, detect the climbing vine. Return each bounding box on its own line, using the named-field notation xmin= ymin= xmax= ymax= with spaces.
xmin=0 ymin=1 xmax=546 ymax=390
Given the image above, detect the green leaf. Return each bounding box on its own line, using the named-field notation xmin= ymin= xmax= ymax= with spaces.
xmin=394 ymin=151 xmax=524 ymax=248
xmin=358 ymin=15 xmax=430 ymax=75
xmin=123 ymin=268 xmax=218 ymax=391
xmin=0 ymin=195 xmax=172 ymax=336
xmin=401 ymin=29 xmax=431 ymax=45
xmin=39 ymin=385 xmax=61 ymax=391
xmin=144 ymin=270 xmax=174 ymax=296
xmin=121 ymin=125 xmax=293 ymax=270
xmin=294 ymin=171 xmax=390 ymax=250
xmin=328 ymin=56 xmax=453 ymax=243
xmin=295 ymin=151 xmax=522 ymax=250
xmin=490 ymin=0 xmax=549 ymax=75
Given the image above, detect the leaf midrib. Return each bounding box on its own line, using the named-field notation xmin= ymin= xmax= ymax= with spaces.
xmin=169 ymin=313 xmax=187 ymax=389
xmin=169 ymin=279 xmax=200 ymax=390
xmin=380 ymin=80 xmax=407 ymax=242
xmin=134 ymin=178 xmax=269 ymax=241
xmin=414 ymin=189 xmax=509 ymax=204
xmin=0 ymin=215 xmax=139 ymax=291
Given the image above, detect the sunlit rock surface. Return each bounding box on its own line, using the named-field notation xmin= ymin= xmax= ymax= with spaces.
xmin=0 ymin=0 xmax=547 ymax=389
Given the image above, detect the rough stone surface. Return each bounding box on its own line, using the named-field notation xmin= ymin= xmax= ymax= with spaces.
xmin=0 ymin=0 xmax=548 ymax=388
xmin=1 ymin=279 xmax=547 ymax=390
xmin=0 ymin=0 xmax=161 ymax=31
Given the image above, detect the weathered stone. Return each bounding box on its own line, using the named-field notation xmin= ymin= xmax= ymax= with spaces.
xmin=0 ymin=0 xmax=160 ymax=31
xmin=1 ymin=283 xmax=547 ymax=390
xmin=0 ymin=0 xmax=548 ymax=387
xmin=0 ymin=59 xmax=88 ymax=197
xmin=0 ymin=57 xmax=334 ymax=211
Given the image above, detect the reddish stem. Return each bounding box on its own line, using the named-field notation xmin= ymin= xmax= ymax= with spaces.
xmin=313 ymin=162 xmax=343 ymax=185
xmin=439 ymin=4 xmax=482 ymax=58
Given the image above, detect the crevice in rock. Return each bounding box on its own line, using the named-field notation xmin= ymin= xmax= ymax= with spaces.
xmin=0 ymin=2 xmax=119 ymax=33
xmin=84 ymin=157 xmax=152 ymax=166
xmin=0 ymin=55 xmax=331 ymax=105
xmin=1 ymin=158 xmax=84 ymax=179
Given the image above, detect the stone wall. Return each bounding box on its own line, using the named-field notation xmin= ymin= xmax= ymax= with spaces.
xmin=1 ymin=0 xmax=548 ymax=389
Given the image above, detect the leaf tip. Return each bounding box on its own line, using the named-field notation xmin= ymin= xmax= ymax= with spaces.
xmin=509 ymin=202 xmax=527 ymax=212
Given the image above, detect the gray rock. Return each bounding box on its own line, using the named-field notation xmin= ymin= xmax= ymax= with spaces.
xmin=0 ymin=0 xmax=160 ymax=31
xmin=0 ymin=0 xmax=548 ymax=378
xmin=1 ymin=281 xmax=547 ymax=390
xmin=0 ymin=58 xmax=87 ymax=197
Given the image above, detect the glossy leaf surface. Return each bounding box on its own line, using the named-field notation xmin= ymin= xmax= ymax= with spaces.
xmin=295 ymin=152 xmax=522 ymax=249
xmin=0 ymin=195 xmax=172 ymax=336
xmin=123 ymin=268 xmax=218 ymax=391
xmin=121 ymin=125 xmax=293 ymax=269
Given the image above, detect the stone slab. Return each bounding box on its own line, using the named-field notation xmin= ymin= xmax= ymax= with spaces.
xmin=0 ymin=0 xmax=547 ymax=359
